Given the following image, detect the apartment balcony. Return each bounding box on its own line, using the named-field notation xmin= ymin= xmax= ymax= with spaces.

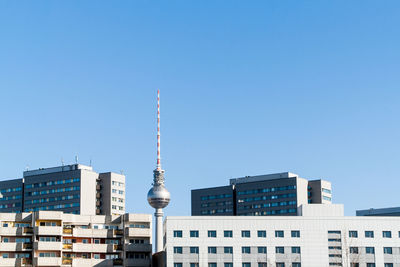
xmin=96 ymin=184 xmax=102 ymax=190
xmin=124 ymin=214 xmax=152 ymax=223
xmin=71 ymin=258 xmax=114 ymax=267
xmin=0 ymin=258 xmax=32 ymax=267
xmin=125 ymin=258 xmax=151 ymax=266
xmin=96 ymin=193 xmax=102 ymax=198
xmin=72 ymin=228 xmax=115 ymax=238
xmin=63 ymin=228 xmax=72 ymax=235
xmin=0 ymin=242 xmax=32 ymax=251
xmin=34 ymin=241 xmax=62 ymax=251
xmin=33 ymin=257 xmax=61 ymax=266
xmin=96 ymin=201 xmax=102 ymax=206
xmin=36 ymin=211 xmax=63 ymax=220
xmin=0 ymin=227 xmax=33 ymax=236
xmin=35 ymin=226 xmax=62 ymax=236
xmin=63 ymin=243 xmax=72 ymax=250
xmin=125 ymin=228 xmax=151 ymax=237
xmin=114 ymin=229 xmax=124 ymax=236
xmin=124 ymin=243 xmax=152 ymax=252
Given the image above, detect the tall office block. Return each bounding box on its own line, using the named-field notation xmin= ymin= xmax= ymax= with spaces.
xmin=0 ymin=164 xmax=125 ymax=216
xmin=192 ymin=172 xmax=332 ymax=216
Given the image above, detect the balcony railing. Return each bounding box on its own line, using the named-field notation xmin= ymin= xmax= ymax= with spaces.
xmin=114 ymin=229 xmax=123 ymax=236
xmin=62 ymin=258 xmax=72 ymax=265
xmin=63 ymin=228 xmax=72 ymax=234
xmin=63 ymin=244 xmax=72 ymax=249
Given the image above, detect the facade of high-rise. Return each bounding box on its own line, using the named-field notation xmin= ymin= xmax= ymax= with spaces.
xmin=191 ymin=172 xmax=332 ymax=216
xmin=0 ymin=210 xmax=152 ymax=267
xmin=357 ymin=207 xmax=400 ymax=217
xmin=0 ymin=164 xmax=125 ymax=216
xmin=163 ymin=204 xmax=400 ymax=267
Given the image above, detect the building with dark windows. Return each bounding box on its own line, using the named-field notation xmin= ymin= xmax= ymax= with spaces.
xmin=191 ymin=172 xmax=332 ymax=216
xmin=0 ymin=164 xmax=125 ymax=216
xmin=357 ymin=207 xmax=400 ymax=216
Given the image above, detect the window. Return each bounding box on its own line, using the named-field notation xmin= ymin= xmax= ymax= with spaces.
xmin=384 ymin=264 xmax=393 ymax=267
xmin=365 ymin=231 xmax=374 ymax=238
xmin=276 ymin=247 xmax=284 ymax=254
xmin=258 ymin=230 xmax=266 ymax=237
xmin=190 ymin=264 xmax=199 ymax=267
xmin=94 ymin=239 xmax=100 ymax=244
xmin=225 ymin=264 xmax=233 ymax=267
xmin=292 ymin=263 xmax=301 ymax=267
xmin=350 ymin=247 xmax=359 ymax=254
xmin=224 ymin=230 xmax=233 ymax=237
xmin=350 ymin=264 xmax=359 ymax=267
xmin=173 ymin=230 xmax=182 ymax=238
xmin=276 ymin=263 xmax=285 ymax=267
xmin=258 ymin=264 xmax=267 ymax=267
xmin=291 ymin=230 xmax=300 ymax=238
xmin=209 ymin=263 xmax=217 ymax=267
xmin=94 ymin=254 xmax=100 ymax=259
xmin=275 ymin=230 xmax=284 ymax=237
xmin=208 ymin=247 xmax=217 ymax=254
xmin=190 ymin=230 xmax=199 ymax=238
xmin=2 ymin=253 xmax=8 ymax=258
xmin=173 ymin=247 xmax=183 ymax=254
xmin=349 ymin=231 xmax=358 ymax=238
xmin=367 ymin=263 xmax=375 ymax=267
xmin=291 ymin=247 xmax=301 ymax=254
xmin=224 ymin=247 xmax=233 ymax=254
xmin=242 ymin=230 xmax=250 ymax=238
xmin=82 ymin=239 xmax=88 ymax=244
xmin=366 ymin=247 xmax=375 ymax=254
xmin=190 ymin=247 xmax=199 ymax=254
xmin=384 ymin=247 xmax=393 ymax=254
xmin=242 ymin=247 xmax=251 ymax=254
xmin=174 ymin=264 xmax=183 ymax=267
xmin=243 ymin=263 xmax=251 ymax=267
xmin=208 ymin=230 xmax=217 ymax=238
xmin=258 ymin=246 xmax=267 ymax=254
xmin=383 ymin=231 xmax=392 ymax=238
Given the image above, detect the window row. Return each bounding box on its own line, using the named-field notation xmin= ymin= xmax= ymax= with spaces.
xmin=238 ymin=193 xmax=296 ymax=203
xmin=348 ymin=230 xmax=397 ymax=238
xmin=174 ymin=230 xmax=300 ymax=238
xmin=237 ymin=185 xmax=297 ymax=196
xmin=174 ymin=263 xmax=301 ymax=267
xmin=173 ymin=246 xmax=301 ymax=254
xmin=24 ymin=202 xmax=80 ymax=212
xmin=25 ymin=186 xmax=80 ymax=196
xmin=24 ymin=194 xmax=80 ymax=205
xmin=238 ymin=200 xmax=297 ymax=210
xmin=25 ymin=178 xmax=80 ymax=189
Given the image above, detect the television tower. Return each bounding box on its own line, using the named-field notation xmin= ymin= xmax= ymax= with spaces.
xmin=147 ymin=90 xmax=171 ymax=252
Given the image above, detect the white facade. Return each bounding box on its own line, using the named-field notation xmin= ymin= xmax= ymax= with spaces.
xmin=164 ymin=205 xmax=400 ymax=267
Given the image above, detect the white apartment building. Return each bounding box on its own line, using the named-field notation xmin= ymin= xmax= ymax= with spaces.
xmin=163 ymin=205 xmax=400 ymax=267
xmin=0 ymin=211 xmax=152 ymax=267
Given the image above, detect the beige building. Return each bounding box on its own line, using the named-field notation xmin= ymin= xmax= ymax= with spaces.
xmin=0 ymin=211 xmax=152 ymax=267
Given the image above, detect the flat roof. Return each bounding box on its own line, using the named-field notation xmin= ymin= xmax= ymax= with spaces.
xmin=23 ymin=164 xmax=93 ymax=177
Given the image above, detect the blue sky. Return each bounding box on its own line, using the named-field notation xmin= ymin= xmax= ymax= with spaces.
xmin=1 ymin=1 xmax=400 ymax=216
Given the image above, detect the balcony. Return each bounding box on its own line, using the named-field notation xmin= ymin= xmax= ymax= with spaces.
xmin=34 ymin=241 xmax=62 ymax=251
xmin=72 ymin=258 xmax=113 ymax=267
xmin=125 ymin=243 xmax=152 ymax=252
xmin=0 ymin=242 xmax=32 ymax=251
xmin=0 ymin=258 xmax=32 ymax=267
xmin=0 ymin=227 xmax=33 ymax=236
xmin=73 ymin=228 xmax=115 ymax=238
xmin=63 ymin=228 xmax=72 ymax=234
xmin=35 ymin=226 xmax=62 ymax=236
xmin=125 ymin=227 xmax=151 ymax=237
xmin=96 ymin=184 xmax=102 ymax=190
xmin=96 ymin=193 xmax=102 ymax=198
xmin=63 ymin=243 xmax=72 ymax=250
xmin=124 ymin=214 xmax=152 ymax=223
xmin=114 ymin=229 xmax=123 ymax=236
xmin=33 ymin=257 xmax=61 ymax=266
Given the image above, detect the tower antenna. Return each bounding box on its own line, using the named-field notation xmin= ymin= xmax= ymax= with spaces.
xmin=156 ymin=89 xmax=161 ymax=170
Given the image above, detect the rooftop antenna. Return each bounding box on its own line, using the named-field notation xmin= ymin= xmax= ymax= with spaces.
xmin=75 ymin=155 xmax=78 ymax=164
xmin=156 ymin=89 xmax=161 ymax=170
xmin=61 ymin=158 xmax=64 ymax=166
xmin=25 ymin=165 xmax=29 ymax=171
xmin=89 ymin=159 xmax=92 ymax=167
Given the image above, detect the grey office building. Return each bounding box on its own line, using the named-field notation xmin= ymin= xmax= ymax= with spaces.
xmin=0 ymin=164 xmax=125 ymax=215
xmin=192 ymin=172 xmax=332 ymax=216
xmin=357 ymin=207 xmax=400 ymax=216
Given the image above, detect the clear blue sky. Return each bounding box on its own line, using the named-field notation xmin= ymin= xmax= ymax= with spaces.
xmin=1 ymin=1 xmax=400 ymax=216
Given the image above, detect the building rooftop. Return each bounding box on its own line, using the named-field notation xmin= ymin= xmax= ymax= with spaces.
xmin=23 ymin=164 xmax=93 ymax=177
xmin=356 ymin=206 xmax=400 ymax=216
xmin=229 ymin=172 xmax=299 ymax=185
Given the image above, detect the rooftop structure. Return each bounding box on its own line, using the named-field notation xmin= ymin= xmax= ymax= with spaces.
xmin=357 ymin=207 xmax=400 ymax=217
xmin=192 ymin=172 xmax=332 ymax=216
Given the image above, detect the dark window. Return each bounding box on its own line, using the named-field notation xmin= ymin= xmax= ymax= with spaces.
xmin=275 ymin=230 xmax=284 ymax=238
xmin=208 ymin=247 xmax=217 ymax=254
xmin=258 ymin=230 xmax=266 ymax=237
xmin=190 ymin=231 xmax=199 ymax=238
xmin=291 ymin=247 xmax=301 ymax=254
xmin=242 ymin=230 xmax=250 ymax=238
xmin=350 ymin=247 xmax=358 ymax=254
xmin=224 ymin=247 xmax=233 ymax=254
xmin=190 ymin=247 xmax=199 ymax=254
xmin=366 ymin=247 xmax=375 ymax=254
xmin=383 ymin=231 xmax=392 ymax=238
xmin=258 ymin=246 xmax=267 ymax=254
xmin=242 ymin=247 xmax=251 ymax=254
xmin=224 ymin=230 xmax=233 ymax=237
xmin=365 ymin=231 xmax=374 ymax=238
xmin=349 ymin=231 xmax=358 ymax=238
xmin=291 ymin=230 xmax=300 ymax=238
xmin=173 ymin=231 xmax=182 ymax=238
xmin=173 ymin=247 xmax=182 ymax=254
xmin=208 ymin=231 xmax=217 ymax=238
xmin=276 ymin=247 xmax=284 ymax=254
xmin=384 ymin=247 xmax=393 ymax=254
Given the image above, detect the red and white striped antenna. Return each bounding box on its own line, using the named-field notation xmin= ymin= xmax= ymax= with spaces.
xmin=156 ymin=90 xmax=161 ymax=170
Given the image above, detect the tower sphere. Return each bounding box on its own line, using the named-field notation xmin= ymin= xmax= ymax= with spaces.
xmin=147 ymin=185 xmax=170 ymax=209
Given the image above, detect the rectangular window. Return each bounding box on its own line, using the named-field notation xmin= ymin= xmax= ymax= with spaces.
xmin=190 ymin=264 xmax=199 ymax=267
xmin=366 ymin=264 xmax=375 ymax=267
xmin=276 ymin=263 xmax=285 ymax=267
xmin=350 ymin=247 xmax=359 ymax=254
xmin=174 ymin=264 xmax=183 ymax=267
xmin=383 ymin=231 xmax=392 ymax=238
xmin=291 ymin=230 xmax=300 ymax=238
xmin=190 ymin=230 xmax=199 ymax=238
xmin=366 ymin=247 xmax=375 ymax=254
xmin=349 ymin=231 xmax=358 ymax=238
xmin=224 ymin=247 xmax=233 ymax=254
xmin=173 ymin=230 xmax=182 ymax=238
xmin=190 ymin=247 xmax=199 ymax=254
xmin=291 ymin=247 xmax=301 ymax=254
xmin=173 ymin=247 xmax=183 ymax=254
xmin=208 ymin=247 xmax=217 ymax=254
xmin=224 ymin=230 xmax=233 ymax=237
xmin=94 ymin=254 xmax=100 ymax=259
xmin=365 ymin=231 xmax=374 ymax=238
xmin=258 ymin=246 xmax=267 ymax=254
xmin=209 ymin=263 xmax=217 ymax=267
xmin=242 ymin=247 xmax=251 ymax=254
xmin=384 ymin=247 xmax=393 ymax=254
xmin=258 ymin=230 xmax=266 ymax=237
xmin=208 ymin=230 xmax=217 ymax=238
xmin=292 ymin=263 xmax=301 ymax=267
xmin=384 ymin=264 xmax=393 ymax=267
xmin=350 ymin=264 xmax=359 ymax=267
xmin=242 ymin=230 xmax=250 ymax=238
xmin=275 ymin=230 xmax=284 ymax=238
xmin=242 ymin=263 xmax=251 ymax=267
xmin=258 ymin=264 xmax=267 ymax=267
xmin=224 ymin=264 xmax=233 ymax=267
xmin=276 ymin=247 xmax=284 ymax=254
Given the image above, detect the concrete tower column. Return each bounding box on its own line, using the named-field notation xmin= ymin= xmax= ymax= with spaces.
xmin=155 ymin=208 xmax=163 ymax=252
